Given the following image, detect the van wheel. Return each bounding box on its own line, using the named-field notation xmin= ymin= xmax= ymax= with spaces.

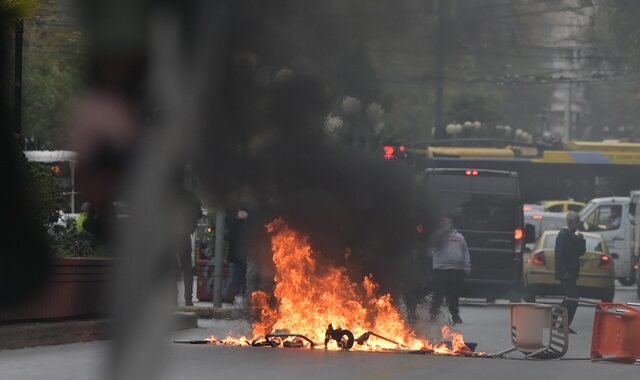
xmin=507 ymin=290 xmax=523 ymax=303
xmin=618 ymin=277 xmax=636 ymax=286
xmin=601 ymin=289 xmax=614 ymax=303
xmin=523 ymin=288 xmax=536 ymax=303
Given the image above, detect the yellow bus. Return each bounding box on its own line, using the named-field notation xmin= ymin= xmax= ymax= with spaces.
xmin=384 ymin=140 xmax=640 ymax=202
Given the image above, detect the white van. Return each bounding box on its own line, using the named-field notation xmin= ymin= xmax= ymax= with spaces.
xmin=580 ymin=197 xmax=637 ymax=286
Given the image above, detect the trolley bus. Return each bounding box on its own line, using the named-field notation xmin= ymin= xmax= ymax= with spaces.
xmin=385 ymin=140 xmax=640 ymax=203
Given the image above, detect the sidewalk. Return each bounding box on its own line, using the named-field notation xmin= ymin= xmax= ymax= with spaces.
xmin=0 ymin=312 xmax=199 ymax=350
xmin=175 ymin=278 xmax=249 ymax=320
xmin=0 ymin=278 xmax=219 ymax=350
xmin=0 ymin=319 xmax=109 ymax=350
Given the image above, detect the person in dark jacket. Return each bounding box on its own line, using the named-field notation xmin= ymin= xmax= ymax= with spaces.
xmin=225 ymin=209 xmax=249 ymax=299
xmin=176 ymin=187 xmax=202 ymax=306
xmin=555 ymin=211 xmax=586 ymax=327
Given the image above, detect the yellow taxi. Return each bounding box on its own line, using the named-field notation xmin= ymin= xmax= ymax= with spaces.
xmin=537 ymin=200 xmax=586 ymax=213
xmin=523 ymin=230 xmax=614 ymax=302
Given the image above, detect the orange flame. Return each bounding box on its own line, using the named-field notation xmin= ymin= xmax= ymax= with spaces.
xmin=212 ymin=218 xmax=469 ymax=354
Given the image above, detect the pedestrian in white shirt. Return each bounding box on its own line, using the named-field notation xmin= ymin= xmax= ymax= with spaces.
xmin=429 ymin=217 xmax=471 ymax=324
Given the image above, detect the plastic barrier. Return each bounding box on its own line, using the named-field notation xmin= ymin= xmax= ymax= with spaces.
xmin=591 ymin=303 xmax=640 ymax=364
xmin=495 ymin=303 xmax=569 ymax=359
xmin=195 ymin=259 xmax=236 ymax=303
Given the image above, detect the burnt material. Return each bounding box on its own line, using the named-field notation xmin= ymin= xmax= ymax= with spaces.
xmin=173 ymin=339 xmax=250 ymax=346
xmin=355 ymin=330 xmax=406 ymax=349
xmin=265 ymin=333 xmax=316 ymax=348
xmin=251 ymin=338 xmax=279 ymax=347
xmin=173 ymin=340 xmax=214 ymax=345
xmin=324 ymin=324 xmax=355 ymax=350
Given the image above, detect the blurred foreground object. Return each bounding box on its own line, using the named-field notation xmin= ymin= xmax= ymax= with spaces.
xmin=1 ymin=1 xmax=52 ymax=307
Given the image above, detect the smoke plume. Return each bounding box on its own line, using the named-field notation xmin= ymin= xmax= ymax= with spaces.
xmin=192 ymin=0 xmax=441 ymax=294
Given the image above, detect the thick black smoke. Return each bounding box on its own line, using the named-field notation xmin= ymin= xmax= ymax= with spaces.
xmin=193 ymin=1 xmax=441 ymax=295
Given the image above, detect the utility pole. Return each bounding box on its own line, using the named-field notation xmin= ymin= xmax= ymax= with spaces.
xmin=433 ymin=0 xmax=448 ymax=140
xmin=212 ymin=210 xmax=225 ymax=308
xmin=564 ymin=81 xmax=573 ymax=140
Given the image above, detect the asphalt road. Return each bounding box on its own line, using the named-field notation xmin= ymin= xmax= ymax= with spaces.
xmin=1 ymin=286 xmax=638 ymax=380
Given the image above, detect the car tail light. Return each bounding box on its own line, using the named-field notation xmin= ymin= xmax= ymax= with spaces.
xmin=599 ymin=255 xmax=611 ymax=270
xmin=465 ymin=169 xmax=479 ymax=176
xmin=531 ymin=252 xmax=546 ymax=266
xmin=523 ymin=205 xmax=533 ymax=212
xmin=532 ymin=214 xmax=543 ymax=220
xmin=383 ymin=146 xmax=395 ymax=160
xmin=514 ymin=228 xmax=524 ymax=240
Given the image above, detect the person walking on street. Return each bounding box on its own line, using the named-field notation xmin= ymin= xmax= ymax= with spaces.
xmin=555 ymin=211 xmax=586 ymax=330
xmin=429 ymin=217 xmax=471 ymax=324
xmin=225 ymin=209 xmax=250 ymax=301
xmin=176 ymin=187 xmax=203 ymax=307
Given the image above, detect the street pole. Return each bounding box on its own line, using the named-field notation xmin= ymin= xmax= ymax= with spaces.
xmin=212 ymin=210 xmax=225 ymax=308
xmin=564 ymin=81 xmax=573 ymax=141
xmin=433 ymin=0 xmax=448 ymax=140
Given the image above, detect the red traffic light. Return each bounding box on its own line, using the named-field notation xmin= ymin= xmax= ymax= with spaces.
xmin=383 ymin=146 xmax=395 ymax=160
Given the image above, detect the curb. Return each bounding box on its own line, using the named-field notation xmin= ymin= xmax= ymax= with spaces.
xmin=0 ymin=312 xmax=198 ymax=350
xmin=172 ymin=311 xmax=199 ymax=330
xmin=176 ymin=306 xmax=248 ymax=320
xmin=0 ymin=319 xmax=108 ymax=350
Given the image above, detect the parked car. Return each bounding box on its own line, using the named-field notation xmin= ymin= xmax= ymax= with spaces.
xmin=523 ymin=211 xmax=566 ymax=252
xmin=523 ymin=230 xmax=615 ymax=303
xmin=537 ymin=200 xmax=586 ymax=213
xmin=523 ymin=204 xmax=544 ymax=213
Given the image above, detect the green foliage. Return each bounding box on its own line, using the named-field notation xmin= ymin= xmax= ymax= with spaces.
xmin=23 ymin=53 xmax=83 ymax=147
xmin=51 ymin=224 xmax=107 ymax=257
xmin=23 ymin=158 xmax=104 ymax=257
xmin=26 ymin=161 xmax=63 ymax=225
xmin=498 ymin=86 xmax=554 ymax=134
xmin=587 ymin=81 xmax=640 ymax=136
xmin=51 ymin=225 xmax=92 ymax=257
xmin=602 ymin=0 xmax=640 ymax=69
xmin=0 ymin=0 xmax=39 ymax=20
xmin=447 ymin=93 xmax=499 ymax=124
xmin=587 ymin=0 xmax=640 ymax=136
xmin=22 ymin=0 xmax=84 ymax=148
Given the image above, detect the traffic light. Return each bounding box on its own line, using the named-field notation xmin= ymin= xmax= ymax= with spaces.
xmin=382 ymin=145 xmax=409 ymax=160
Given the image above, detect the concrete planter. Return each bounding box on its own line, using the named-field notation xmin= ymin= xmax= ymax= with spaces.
xmin=0 ymin=257 xmax=112 ymax=322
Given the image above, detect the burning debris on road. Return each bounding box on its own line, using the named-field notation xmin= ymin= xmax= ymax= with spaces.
xmin=176 ymin=219 xmax=479 ymax=356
